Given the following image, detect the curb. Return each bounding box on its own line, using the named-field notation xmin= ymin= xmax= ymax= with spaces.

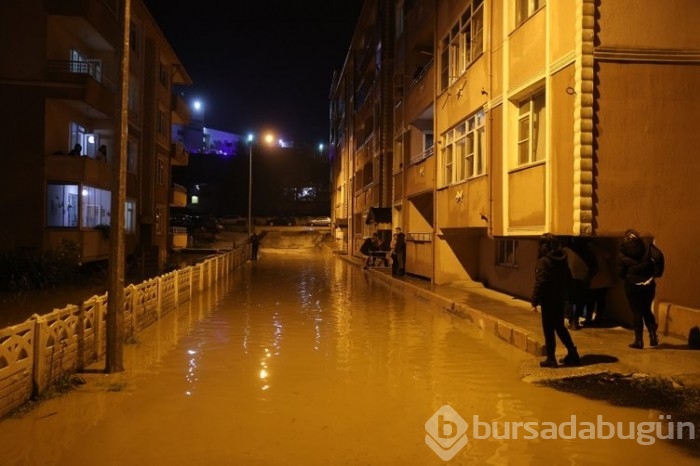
xmin=342 ymin=255 xmax=546 ymax=358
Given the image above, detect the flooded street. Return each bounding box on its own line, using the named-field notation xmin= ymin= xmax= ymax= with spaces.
xmin=0 ymin=249 xmax=696 ymax=465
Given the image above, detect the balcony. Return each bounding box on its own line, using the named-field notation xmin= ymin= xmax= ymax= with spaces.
xmin=393 ymin=172 xmax=403 ymax=203
xmin=171 ymin=141 xmax=189 ymax=167
xmin=45 ymin=0 xmax=120 ymax=50
xmin=169 ymin=226 xmax=188 ymax=250
xmin=171 ymin=94 xmax=190 ymax=125
xmin=46 ymin=229 xmax=109 ymax=263
xmin=45 ymin=153 xmax=111 ymax=188
xmin=171 ymin=183 xmax=187 ymax=207
xmin=46 ymin=60 xmax=116 ymax=119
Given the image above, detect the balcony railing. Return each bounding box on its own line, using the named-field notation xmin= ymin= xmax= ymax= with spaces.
xmin=409 ymin=145 xmax=434 ymax=166
xmin=47 ymin=60 xmax=116 ymax=93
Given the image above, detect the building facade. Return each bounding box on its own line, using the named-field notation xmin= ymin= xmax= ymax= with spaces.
xmin=330 ymin=0 xmax=700 ymax=338
xmin=0 ymin=0 xmax=192 ymax=270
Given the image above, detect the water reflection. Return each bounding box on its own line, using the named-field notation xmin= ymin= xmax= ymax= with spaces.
xmin=0 ymin=250 xmax=696 ymax=466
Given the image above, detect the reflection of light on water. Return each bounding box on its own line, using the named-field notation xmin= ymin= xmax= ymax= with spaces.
xmin=259 ymin=348 xmax=272 ymax=391
xmin=272 ymin=313 xmax=283 ymax=356
xmin=185 ymin=349 xmax=199 ymax=397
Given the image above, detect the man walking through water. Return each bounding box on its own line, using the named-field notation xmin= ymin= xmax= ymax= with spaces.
xmin=250 ymin=232 xmax=260 ymax=260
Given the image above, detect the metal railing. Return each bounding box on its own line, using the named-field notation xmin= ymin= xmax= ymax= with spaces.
xmin=47 ymin=60 xmax=117 ymax=93
xmin=409 ymin=146 xmax=434 ymax=166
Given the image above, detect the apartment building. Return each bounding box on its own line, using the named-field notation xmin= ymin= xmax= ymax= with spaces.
xmin=331 ymin=0 xmax=700 ymax=338
xmin=0 ymin=0 xmax=191 ymax=270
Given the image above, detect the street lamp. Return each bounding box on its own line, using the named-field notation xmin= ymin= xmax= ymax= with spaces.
xmin=193 ymin=100 xmax=205 ymax=152
xmin=247 ymin=132 xmax=275 ymax=237
xmin=247 ymin=133 xmax=254 ymax=237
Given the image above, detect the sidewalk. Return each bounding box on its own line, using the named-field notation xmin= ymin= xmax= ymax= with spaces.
xmin=343 ymin=255 xmax=700 ymax=389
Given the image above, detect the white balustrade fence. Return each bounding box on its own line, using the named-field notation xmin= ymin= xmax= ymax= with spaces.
xmin=0 ymin=247 xmax=250 ymax=419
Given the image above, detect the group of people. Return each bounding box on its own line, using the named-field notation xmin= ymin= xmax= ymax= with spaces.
xmin=67 ymin=143 xmax=108 ymax=161
xmin=531 ymin=229 xmax=663 ymax=368
xmin=561 ymin=237 xmax=613 ymax=329
xmin=360 ymin=227 xmax=405 ymax=276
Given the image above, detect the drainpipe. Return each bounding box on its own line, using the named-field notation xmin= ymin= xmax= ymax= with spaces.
xmin=486 ymin=0 xmax=494 ymax=239
xmin=431 ymin=0 xmax=438 ymax=285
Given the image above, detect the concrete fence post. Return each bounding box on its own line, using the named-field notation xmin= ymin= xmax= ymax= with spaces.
xmin=128 ymin=285 xmax=138 ymax=337
xmin=31 ymin=315 xmax=47 ymax=397
xmin=156 ymin=277 xmax=163 ymax=320
xmin=173 ymin=270 xmax=179 ymax=308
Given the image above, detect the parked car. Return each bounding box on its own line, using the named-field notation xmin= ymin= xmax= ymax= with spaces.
xmin=219 ymin=216 xmax=247 ymax=226
xmin=268 ymin=216 xmax=296 ymax=226
xmin=308 ymin=216 xmax=331 ymax=227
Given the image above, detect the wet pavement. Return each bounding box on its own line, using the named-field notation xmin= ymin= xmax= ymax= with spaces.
xmin=353 ymin=255 xmax=700 ymax=390
xmin=0 ymin=248 xmax=698 ymax=465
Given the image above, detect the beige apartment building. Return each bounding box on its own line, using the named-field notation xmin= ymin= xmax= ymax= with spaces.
xmin=0 ymin=0 xmax=191 ymax=270
xmin=330 ymin=0 xmax=700 ymax=339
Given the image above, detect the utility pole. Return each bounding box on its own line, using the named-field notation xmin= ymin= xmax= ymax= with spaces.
xmin=106 ymin=0 xmax=131 ymax=373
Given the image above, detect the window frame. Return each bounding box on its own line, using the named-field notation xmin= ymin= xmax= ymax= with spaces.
xmin=516 ymin=0 xmax=546 ymax=27
xmin=80 ymin=185 xmax=112 ymax=229
xmin=516 ymin=91 xmax=546 ymax=167
xmin=439 ymin=109 xmax=486 ymax=187
xmin=496 ymin=238 xmax=518 ymax=267
xmin=46 ymin=183 xmax=80 ymax=228
xmin=438 ymin=0 xmax=484 ymax=91
xmin=125 ymin=199 xmax=136 ymax=234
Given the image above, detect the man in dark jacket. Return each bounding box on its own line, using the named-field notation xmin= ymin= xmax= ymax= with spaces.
xmin=531 ymin=234 xmax=581 ymax=368
xmin=616 ymin=229 xmax=659 ymax=348
xmin=250 ymin=232 xmax=260 ymax=260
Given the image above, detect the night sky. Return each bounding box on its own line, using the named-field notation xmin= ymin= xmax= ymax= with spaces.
xmin=143 ymin=0 xmax=363 ymax=146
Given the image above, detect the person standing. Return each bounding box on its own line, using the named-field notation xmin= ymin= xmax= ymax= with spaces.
xmin=360 ymin=234 xmax=378 ymax=269
xmin=394 ymin=227 xmax=406 ymax=276
xmin=616 ymin=229 xmax=660 ymax=349
xmin=389 ymin=233 xmax=399 ymax=276
xmin=563 ymin=237 xmax=597 ymax=330
xmin=531 ymin=233 xmax=581 ymax=368
xmin=250 ymin=232 xmax=260 ymax=260
xmin=584 ymin=241 xmax=613 ymax=326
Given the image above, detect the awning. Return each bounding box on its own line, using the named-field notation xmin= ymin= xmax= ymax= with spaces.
xmin=365 ymin=207 xmax=392 ymax=224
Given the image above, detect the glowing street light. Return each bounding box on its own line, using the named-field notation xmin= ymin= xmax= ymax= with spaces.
xmin=247 ymin=133 xmax=254 ymax=237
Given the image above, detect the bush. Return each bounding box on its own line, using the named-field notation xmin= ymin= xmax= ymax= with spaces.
xmin=0 ymin=240 xmax=81 ymax=291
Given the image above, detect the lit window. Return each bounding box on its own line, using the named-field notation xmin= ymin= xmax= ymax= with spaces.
xmin=46 ymin=184 xmax=79 ymax=228
xmin=125 ymin=200 xmax=136 ymax=233
xmin=81 ymin=185 xmax=111 ymax=228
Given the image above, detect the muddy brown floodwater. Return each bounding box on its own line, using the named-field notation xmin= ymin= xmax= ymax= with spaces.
xmin=0 ymin=249 xmax=697 ymax=465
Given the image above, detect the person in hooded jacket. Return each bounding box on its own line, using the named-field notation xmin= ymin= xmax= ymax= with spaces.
xmin=531 ymin=233 xmax=581 ymax=368
xmin=616 ymin=229 xmax=659 ymax=349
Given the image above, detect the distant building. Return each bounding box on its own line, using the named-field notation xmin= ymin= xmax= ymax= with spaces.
xmin=173 ymin=121 xmax=243 ymax=157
